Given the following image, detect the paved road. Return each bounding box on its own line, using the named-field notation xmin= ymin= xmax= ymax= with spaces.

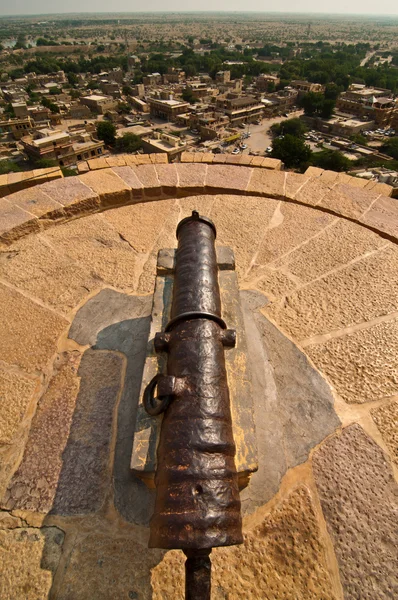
xmin=241 ymin=110 xmax=304 ymax=155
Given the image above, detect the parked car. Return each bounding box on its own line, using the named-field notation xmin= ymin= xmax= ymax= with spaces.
xmin=283 ymin=113 xmax=289 ymax=118
xmin=240 ymin=143 xmax=248 ymax=150
xmin=232 ymin=147 xmax=240 ymax=155
xmin=266 ymin=146 xmax=272 ymax=153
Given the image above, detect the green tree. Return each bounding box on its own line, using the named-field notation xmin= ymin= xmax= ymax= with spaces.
xmin=381 ymin=137 xmax=398 ymax=160
xmin=271 ymin=135 xmax=312 ymax=170
xmin=96 ymin=121 xmax=117 ymax=145
xmin=271 ymin=118 xmax=308 ymax=139
xmin=321 ymin=99 xmax=335 ymax=119
xmin=299 ymin=92 xmax=325 ymax=116
xmin=67 ymin=72 xmax=78 ymax=86
xmin=118 ymin=102 xmax=131 ymax=114
xmin=0 ymin=160 xmax=22 ymax=175
xmin=311 ymin=150 xmax=352 ymax=172
xmin=181 ymin=88 xmax=198 ymax=104
xmin=115 ymin=133 xmax=142 ymax=153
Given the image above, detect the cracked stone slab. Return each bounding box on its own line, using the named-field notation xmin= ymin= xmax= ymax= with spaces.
xmin=371 ymin=400 xmax=398 ymax=465
xmin=313 ymin=424 xmax=398 ymax=600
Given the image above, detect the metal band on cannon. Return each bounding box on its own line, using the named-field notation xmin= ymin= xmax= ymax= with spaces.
xmin=143 ymin=211 xmax=243 ymax=598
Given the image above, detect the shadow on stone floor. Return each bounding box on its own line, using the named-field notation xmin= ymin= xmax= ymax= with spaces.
xmin=31 ymin=286 xmax=341 ymax=598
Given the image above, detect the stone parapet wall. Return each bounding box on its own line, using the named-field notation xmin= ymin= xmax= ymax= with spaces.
xmin=0 ymin=161 xmax=396 ymax=246
xmin=0 ymin=166 xmax=63 ymax=198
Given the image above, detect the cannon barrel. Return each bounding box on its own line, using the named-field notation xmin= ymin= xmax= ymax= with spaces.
xmin=143 ymin=211 xmax=243 ymax=598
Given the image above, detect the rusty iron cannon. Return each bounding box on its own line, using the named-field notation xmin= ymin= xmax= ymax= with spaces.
xmin=143 ymin=210 xmax=243 ymax=599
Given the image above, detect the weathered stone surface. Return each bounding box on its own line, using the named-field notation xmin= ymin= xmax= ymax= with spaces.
xmin=91 ymin=295 xmax=154 ymax=525
xmin=137 ymin=202 xmax=181 ymax=294
xmin=0 ymin=235 xmax=99 ymax=314
xmin=0 ymin=197 xmax=39 ymax=242
xmin=313 ymin=424 xmax=398 ymax=600
xmin=42 ymin=213 xmax=138 ymax=290
xmin=284 ymin=172 xmax=308 ymax=199
xmin=3 ymin=350 xmax=123 ymax=515
xmin=360 ymin=195 xmax=398 ymax=239
xmin=255 ymin=201 xmax=334 ymax=266
xmin=110 ymin=166 xmax=144 ymax=198
xmin=273 ymin=218 xmax=385 ymax=285
xmin=0 ymin=526 xmax=64 ymax=600
xmin=294 ymin=176 xmax=334 ymax=206
xmin=371 ymin=401 xmax=398 ymax=465
xmin=267 ymin=244 xmax=398 ymax=340
xmin=78 ymin=169 xmax=131 ymax=208
xmin=318 ymin=183 xmax=379 ymax=219
xmin=240 ymin=291 xmax=339 ymax=512
xmin=205 ymin=164 xmax=252 ymax=193
xmin=68 ymin=288 xmax=151 ymax=346
xmin=0 ymin=283 xmax=68 ymax=373
xmin=103 ymin=197 xmax=176 ymax=255
xmin=306 ymin=318 xmax=398 ymax=404
xmin=247 ymin=168 xmax=285 ymax=198
xmin=57 ymin=532 xmax=163 ymax=600
xmin=0 ymin=367 xmax=37 ymax=445
xmin=176 ymin=163 xmax=207 ymax=193
xmin=41 ymin=177 xmax=100 ymax=215
xmin=246 ymin=264 xmax=297 ymax=301
xmin=132 ymin=165 xmax=162 ymax=197
xmin=7 ymin=186 xmax=62 ymax=218
xmin=152 ymin=486 xmax=337 ymax=600
xmin=210 ymin=195 xmax=279 ymax=278
xmin=105 ymin=155 xmax=127 ymax=168
xmin=154 ymin=163 xmax=178 ymax=196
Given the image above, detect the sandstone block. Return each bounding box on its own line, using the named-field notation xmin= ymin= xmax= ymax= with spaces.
xmin=247 ymin=169 xmax=285 ymax=198
xmin=0 ymin=198 xmax=39 ymax=243
xmin=78 ymin=169 xmax=131 ymax=208
xmin=360 ymin=195 xmax=398 ymax=239
xmin=306 ymin=318 xmax=398 ymax=403
xmin=154 ymin=164 xmax=178 ymax=196
xmin=87 ymin=157 xmax=108 ymax=170
xmin=176 ymin=163 xmax=207 ymax=194
xmin=0 ymin=235 xmax=99 ymax=314
xmin=42 ymin=213 xmax=138 ymax=290
xmin=0 ymin=367 xmax=37 ymax=445
xmin=8 ymin=186 xmax=62 ymax=218
xmin=132 ymin=164 xmax=162 ymax=197
xmin=371 ymin=401 xmax=398 ymax=465
xmin=267 ymin=245 xmax=398 ymax=341
xmin=180 ymin=151 xmax=194 ymax=162
xmin=110 ymin=165 xmax=144 ymax=199
xmin=318 ymin=183 xmax=379 ymax=219
xmin=205 ymin=164 xmax=252 ymax=193
xmin=294 ymin=176 xmax=335 ymax=206
xmin=0 ymin=527 xmax=64 ymax=600
xmin=41 ymin=177 xmax=100 ymax=217
xmin=313 ymin=424 xmax=398 ymax=600
xmin=105 ymin=155 xmax=127 ymax=168
xmin=0 ymin=283 xmax=68 ymax=373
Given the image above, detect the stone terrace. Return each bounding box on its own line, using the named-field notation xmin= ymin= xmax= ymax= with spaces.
xmin=0 ymin=155 xmax=397 ymax=599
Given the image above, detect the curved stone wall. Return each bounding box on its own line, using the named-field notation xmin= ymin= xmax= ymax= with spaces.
xmin=0 ymin=160 xmax=397 ymax=599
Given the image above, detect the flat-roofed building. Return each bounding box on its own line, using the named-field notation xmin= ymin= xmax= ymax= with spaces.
xmin=147 ymin=96 xmax=190 ymax=121
xmin=81 ymin=94 xmax=118 ymax=114
xmin=0 ymin=116 xmax=35 ymax=140
xmin=21 ymin=129 xmax=105 ymax=167
xmin=141 ymin=130 xmax=186 ymax=160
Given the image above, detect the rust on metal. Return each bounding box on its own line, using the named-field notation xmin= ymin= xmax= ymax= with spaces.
xmin=143 ymin=210 xmax=243 ymax=597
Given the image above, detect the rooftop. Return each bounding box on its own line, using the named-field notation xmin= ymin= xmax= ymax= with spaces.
xmin=0 ymin=154 xmax=396 ymax=599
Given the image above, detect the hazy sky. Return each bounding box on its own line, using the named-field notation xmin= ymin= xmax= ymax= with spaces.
xmin=0 ymin=1 xmax=397 ymax=17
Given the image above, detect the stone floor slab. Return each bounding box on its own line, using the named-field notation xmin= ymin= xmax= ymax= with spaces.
xmin=0 ymin=526 xmax=64 ymax=600
xmin=0 ymin=283 xmax=68 ymax=373
xmin=371 ymin=400 xmax=398 ymax=465
xmin=255 ymin=201 xmax=334 ymax=266
xmin=306 ymin=317 xmax=398 ymax=404
xmin=42 ymin=213 xmax=138 ymax=290
xmin=152 ymin=486 xmax=337 ymax=600
xmin=0 ymin=235 xmax=99 ymax=315
xmin=0 ymin=367 xmax=37 ymax=445
xmin=3 ymin=350 xmax=123 ymax=515
xmin=313 ymin=424 xmax=398 ymax=600
xmin=267 ymin=244 xmax=398 ymax=340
